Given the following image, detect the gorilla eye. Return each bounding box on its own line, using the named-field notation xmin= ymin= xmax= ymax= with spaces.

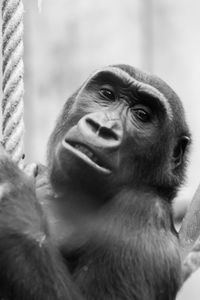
xmin=99 ymin=85 xmax=116 ymax=101
xmin=132 ymin=105 xmax=152 ymax=123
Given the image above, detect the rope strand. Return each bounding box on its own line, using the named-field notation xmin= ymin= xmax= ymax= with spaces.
xmin=2 ymin=0 xmax=24 ymax=164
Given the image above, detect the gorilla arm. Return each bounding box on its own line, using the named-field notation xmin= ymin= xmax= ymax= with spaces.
xmin=179 ymin=184 xmax=200 ymax=257
xmin=0 ymin=150 xmax=82 ymax=300
xmin=179 ymin=184 xmax=200 ymax=281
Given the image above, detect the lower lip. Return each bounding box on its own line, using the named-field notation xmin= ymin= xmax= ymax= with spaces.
xmin=62 ymin=141 xmax=112 ymax=175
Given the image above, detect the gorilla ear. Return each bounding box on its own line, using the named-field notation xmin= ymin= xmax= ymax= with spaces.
xmin=172 ymin=136 xmax=190 ymax=168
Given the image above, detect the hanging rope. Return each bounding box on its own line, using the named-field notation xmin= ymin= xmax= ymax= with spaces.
xmin=1 ymin=0 xmax=24 ymax=164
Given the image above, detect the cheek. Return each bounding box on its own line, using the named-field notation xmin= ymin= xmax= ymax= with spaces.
xmin=123 ymin=127 xmax=159 ymax=156
xmin=116 ymin=127 xmax=164 ymax=180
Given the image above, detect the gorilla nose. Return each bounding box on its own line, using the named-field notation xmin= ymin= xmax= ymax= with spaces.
xmin=78 ymin=112 xmax=123 ymax=148
xmin=86 ymin=118 xmax=118 ymax=140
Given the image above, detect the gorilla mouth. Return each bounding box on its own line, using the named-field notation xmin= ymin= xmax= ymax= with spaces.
xmin=63 ymin=141 xmax=112 ymax=175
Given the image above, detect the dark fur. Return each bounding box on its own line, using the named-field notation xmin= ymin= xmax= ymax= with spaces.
xmin=0 ymin=153 xmax=81 ymax=300
xmin=0 ymin=65 xmax=191 ymax=299
xmin=67 ymin=190 xmax=181 ymax=300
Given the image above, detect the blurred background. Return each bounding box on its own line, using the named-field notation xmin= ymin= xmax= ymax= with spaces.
xmin=1 ymin=0 xmax=200 ymax=212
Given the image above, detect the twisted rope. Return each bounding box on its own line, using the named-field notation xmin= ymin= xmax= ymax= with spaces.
xmin=1 ymin=0 xmax=24 ymax=164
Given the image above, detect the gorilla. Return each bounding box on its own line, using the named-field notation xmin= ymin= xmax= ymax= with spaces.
xmin=0 ymin=65 xmax=191 ymax=300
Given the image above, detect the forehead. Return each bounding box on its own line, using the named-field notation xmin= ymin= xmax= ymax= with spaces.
xmin=77 ymin=67 xmax=173 ymax=119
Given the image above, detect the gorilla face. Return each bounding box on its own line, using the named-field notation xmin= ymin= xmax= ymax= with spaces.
xmin=49 ymin=66 xmax=190 ymax=200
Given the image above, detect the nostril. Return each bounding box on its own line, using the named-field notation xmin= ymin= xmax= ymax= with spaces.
xmin=99 ymin=127 xmax=118 ymax=141
xmin=85 ymin=117 xmax=120 ymax=141
xmin=86 ymin=118 xmax=100 ymax=133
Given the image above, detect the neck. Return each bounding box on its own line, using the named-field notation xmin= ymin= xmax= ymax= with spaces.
xmin=64 ymin=188 xmax=177 ymax=275
xmin=37 ymin=172 xmax=174 ymax=251
xmin=38 ymin=178 xmax=109 ymax=249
